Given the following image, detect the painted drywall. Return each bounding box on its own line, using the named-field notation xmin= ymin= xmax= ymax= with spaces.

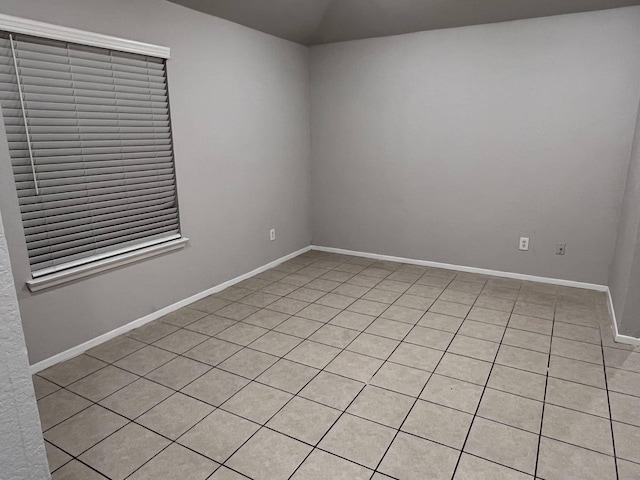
xmin=0 ymin=209 xmax=50 ymax=479
xmin=0 ymin=0 xmax=311 ymax=364
xmin=609 ymin=100 xmax=640 ymax=338
xmin=310 ymin=7 xmax=640 ymax=284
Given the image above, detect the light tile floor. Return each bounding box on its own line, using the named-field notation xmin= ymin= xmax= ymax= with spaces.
xmin=33 ymin=250 xmax=640 ymax=480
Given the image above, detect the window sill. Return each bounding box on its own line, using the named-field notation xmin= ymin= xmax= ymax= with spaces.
xmin=26 ymin=236 xmax=189 ymax=292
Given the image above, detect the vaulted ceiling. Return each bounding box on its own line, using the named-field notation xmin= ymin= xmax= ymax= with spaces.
xmin=168 ymin=0 xmax=640 ymax=45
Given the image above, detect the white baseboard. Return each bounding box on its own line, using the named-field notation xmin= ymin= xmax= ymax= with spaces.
xmin=29 ymin=245 xmax=312 ymax=374
xmin=606 ymin=288 xmax=640 ymax=347
xmin=311 ymin=245 xmax=608 ymax=291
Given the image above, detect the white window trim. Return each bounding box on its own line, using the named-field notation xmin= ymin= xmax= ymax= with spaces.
xmin=27 ymin=236 xmax=189 ymax=292
xmin=0 ymin=13 xmax=170 ymax=58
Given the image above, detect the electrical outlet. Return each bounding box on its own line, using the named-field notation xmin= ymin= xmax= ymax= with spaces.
xmin=556 ymin=242 xmax=566 ymax=255
xmin=269 ymin=228 xmax=276 ymax=241
xmin=519 ymin=237 xmax=529 ymax=251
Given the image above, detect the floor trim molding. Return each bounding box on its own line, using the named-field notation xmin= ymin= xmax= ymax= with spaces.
xmin=29 ymin=245 xmax=312 ymax=374
xmin=606 ymin=288 xmax=640 ymax=347
xmin=311 ymin=245 xmax=608 ymax=291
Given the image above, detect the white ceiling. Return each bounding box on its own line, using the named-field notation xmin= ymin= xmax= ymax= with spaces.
xmin=168 ymin=0 xmax=640 ymax=45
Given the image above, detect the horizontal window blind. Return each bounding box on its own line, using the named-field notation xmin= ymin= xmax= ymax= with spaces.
xmin=0 ymin=31 xmax=180 ymax=275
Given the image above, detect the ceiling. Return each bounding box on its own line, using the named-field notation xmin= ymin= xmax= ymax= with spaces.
xmin=168 ymin=0 xmax=640 ymax=45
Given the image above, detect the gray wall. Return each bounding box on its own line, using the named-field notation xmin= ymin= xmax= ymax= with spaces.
xmin=0 ymin=209 xmax=50 ymax=480
xmin=310 ymin=7 xmax=640 ymax=284
xmin=0 ymin=0 xmax=311 ymax=364
xmin=610 ymin=101 xmax=640 ymax=337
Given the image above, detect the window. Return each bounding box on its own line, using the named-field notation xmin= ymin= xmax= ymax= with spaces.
xmin=0 ymin=24 xmax=184 ymax=289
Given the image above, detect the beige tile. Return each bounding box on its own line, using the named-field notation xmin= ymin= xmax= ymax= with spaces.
xmin=222 ymin=381 xmax=292 ymax=424
xmin=377 ymin=279 xmax=411 ymax=293
xmin=457 ymin=320 xmax=505 ymax=343
xmin=126 ymin=321 xmax=179 ymax=344
xmin=347 ymin=333 xmax=399 ymax=359
xmin=606 ymin=366 xmax=640 ymax=396
xmin=114 ymin=346 xmax=177 ymax=376
xmin=536 ymin=437 xmax=617 ymax=480
xmin=265 ymin=280 xmax=304 ymax=293
xmin=454 ymin=454 xmax=532 ymax=480
xmin=67 ymin=365 xmax=138 ymax=402
xmin=389 ymin=342 xmax=443 ymax=371
xmin=52 ymin=460 xmax=108 ymax=480
xmin=406 ymin=284 xmax=445 ymax=298
xmin=152 ymin=329 xmax=208 ymax=354
xmin=285 ymin=340 xmax=341 ymax=369
xmin=474 ymin=296 xmax=515 ymax=313
xmin=332 ymin=283 xmax=370 ymax=299
xmin=291 ymin=449 xmax=372 ymax=480
xmin=618 ymin=459 xmax=640 ymax=480
xmin=218 ymin=348 xmax=278 ymax=379
xmin=487 ymin=364 xmax=546 ymax=401
xmin=44 ymin=405 xmax=128 ymax=456
xmin=381 ymin=305 xmax=425 ymax=324
xmin=329 ymin=310 xmax=376 ymax=331
xmin=216 ymin=303 xmax=260 ymax=321
xmin=448 ymin=335 xmax=499 ymax=362
xmin=512 ymin=301 xmax=554 ymax=320
xmin=184 ymin=315 xmax=237 ymax=336
xmin=378 ymin=432 xmax=459 ymax=480
xmin=32 ymin=375 xmax=60 ymax=400
xmin=276 ymin=316 xmax=324 ymax=338
xmin=503 ymin=328 xmax=550 ymax=354
xmin=440 ymin=289 xmax=478 ymax=305
xmin=370 ymin=362 xmax=430 ymax=397
xmin=325 ymin=350 xmax=384 ymax=382
xmin=430 ymin=300 xmax=471 ymax=318
xmin=297 ymin=304 xmax=342 ymax=322
xmin=603 ymin=347 xmax=640 ymax=373
xmin=542 ymin=404 xmax=613 ymax=455
xmin=434 ymin=353 xmax=492 ymax=385
xmin=239 ymin=291 xmax=280 ymax=308
xmin=545 ymin=377 xmax=610 ymax=417
xmin=242 ymin=309 xmax=289 ymax=329
xmin=464 ymin=418 xmax=538 ymax=474
xmin=549 ymin=355 xmax=605 ymax=388
xmin=361 ymin=267 xmax=392 ymax=279
xmin=362 ymin=288 xmax=402 ymax=304
xmin=420 ymin=373 xmax=484 ymax=413
xmin=145 ymin=356 xmax=211 ymax=390
xmin=238 ymin=277 xmax=273 ymax=290
xmin=478 ymin=388 xmax=543 ymax=433
xmin=79 ymin=423 xmax=170 ymax=480
xmin=319 ymin=414 xmax=395 ymax=469
xmin=508 ymin=314 xmax=553 ymax=335
xmin=188 ymin=295 xmax=232 ymax=314
xmin=613 ymin=421 xmax=640 ymax=464
xmin=159 ymin=307 xmax=207 ymax=327
xmin=394 ymin=293 xmax=435 ymax=311
xmin=309 ymin=325 xmax=359 ymax=348
xmin=467 ymin=306 xmax=510 ymax=326
xmin=39 ymin=355 xmax=107 ymax=387
xmin=209 ymin=467 xmax=250 ymax=480
xmin=227 ymin=428 xmax=312 ymax=480
xmin=128 ymin=443 xmax=218 ymax=480
xmin=256 ymin=359 xmax=319 ymax=394
xmin=402 ymin=400 xmax=473 ymax=449
xmin=495 ymin=345 xmax=548 ymax=375
xmin=305 ymin=278 xmax=341 ymax=292
xmin=299 ymin=371 xmax=364 ymax=410
xmin=288 ymin=287 xmax=328 ymax=303
xmin=267 ymin=396 xmax=340 ymax=444
xmin=404 ymin=325 xmax=454 ymax=350
xmin=449 ymin=279 xmax=484 ymax=294
xmin=215 ymin=286 xmax=252 ymax=301
xmin=178 ymin=409 xmax=259 ymax=462
xmin=551 ymin=337 xmax=603 ymax=364
xmin=365 ymin=318 xmax=413 ymax=340
xmin=137 ymin=392 xmax=214 ymax=439
xmin=268 ymin=298 xmax=310 ymax=315
xmin=418 ymin=312 xmax=464 ymax=332
xmin=215 ymin=323 xmax=268 ymax=346
xmin=610 ymin=391 xmax=640 ymax=427
xmin=183 ymin=338 xmax=242 ymax=366
xmin=248 ymin=330 xmax=302 ymax=356
xmin=182 ymin=368 xmax=249 ymax=406
xmin=86 ymin=336 xmax=146 ymax=363
xmin=45 ymin=441 xmax=71 ymax=472
xmin=417 ymin=274 xmax=452 ymax=287
xmin=100 ymin=378 xmax=173 ymax=419
xmin=38 ymin=389 xmax=92 ymax=431
xmin=347 ymin=385 xmax=413 ymax=428
xmin=553 ymin=322 xmax=600 ymax=345
xmin=316 ymin=292 xmax=356 ymax=309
